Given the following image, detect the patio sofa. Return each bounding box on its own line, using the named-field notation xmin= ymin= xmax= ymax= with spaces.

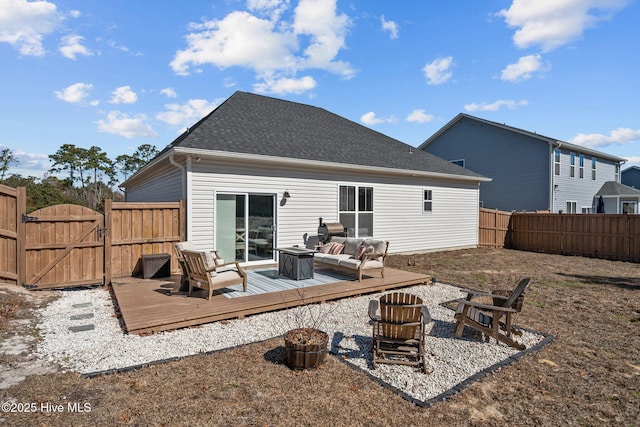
xmin=313 ymin=237 xmax=389 ymax=281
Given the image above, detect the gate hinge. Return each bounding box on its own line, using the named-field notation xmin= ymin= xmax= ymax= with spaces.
xmin=22 ymin=214 xmax=38 ymax=223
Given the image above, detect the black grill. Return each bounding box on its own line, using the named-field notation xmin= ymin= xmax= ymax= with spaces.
xmin=317 ymin=218 xmax=347 ymax=244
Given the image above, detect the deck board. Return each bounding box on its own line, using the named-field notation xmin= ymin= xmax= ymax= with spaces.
xmin=111 ymin=267 xmax=430 ymax=335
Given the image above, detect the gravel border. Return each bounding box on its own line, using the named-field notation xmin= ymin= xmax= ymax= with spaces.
xmin=34 ymin=282 xmax=551 ymax=406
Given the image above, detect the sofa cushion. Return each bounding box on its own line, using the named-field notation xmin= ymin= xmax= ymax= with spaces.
xmin=363 ymin=239 xmax=387 ymax=254
xmin=344 ymin=239 xmax=364 ymax=255
xmin=322 ymin=254 xmax=350 ymax=266
xmin=359 ymin=260 xmax=383 ymax=270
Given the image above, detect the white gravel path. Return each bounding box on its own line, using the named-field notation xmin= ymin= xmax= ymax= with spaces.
xmin=35 ymin=283 xmax=547 ymax=405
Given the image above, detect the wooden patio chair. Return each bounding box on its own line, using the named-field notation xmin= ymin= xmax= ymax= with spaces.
xmin=453 ymin=278 xmax=530 ymax=350
xmin=368 ymin=292 xmax=432 ymax=373
xmin=175 ymin=241 xmax=224 ymax=291
xmin=181 ymin=249 xmax=247 ymax=300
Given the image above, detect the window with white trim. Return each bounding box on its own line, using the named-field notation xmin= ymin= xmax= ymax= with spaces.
xmin=592 ymin=158 xmax=597 ymax=180
xmin=615 ymin=164 xmax=620 ymax=182
xmin=570 ymin=152 xmax=576 ymax=178
xmin=622 ymin=201 xmax=636 ymax=214
xmin=450 ymin=159 xmax=465 ymax=168
xmin=566 ymin=201 xmax=577 ymax=213
xmin=554 ymin=149 xmax=561 ymax=176
xmin=579 ymin=154 xmax=584 ymax=179
xmin=423 ymin=189 xmax=433 ymax=212
xmin=339 ymin=185 xmax=373 ymax=237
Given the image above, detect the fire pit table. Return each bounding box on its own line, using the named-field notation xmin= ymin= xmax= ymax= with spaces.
xmin=276 ymin=247 xmax=316 ymax=280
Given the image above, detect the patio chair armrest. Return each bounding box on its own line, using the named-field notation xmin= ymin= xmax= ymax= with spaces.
xmin=368 ymin=299 xmax=380 ymax=321
xmin=459 ymin=287 xmax=511 ymax=300
xmin=421 ymin=305 xmax=432 ymax=324
xmin=454 ymin=298 xmax=517 ymax=313
xmin=205 ymin=261 xmax=240 ymax=273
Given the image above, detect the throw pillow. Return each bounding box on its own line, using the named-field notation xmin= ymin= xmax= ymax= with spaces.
xmin=330 ymin=243 xmax=345 ymax=255
xmin=355 ymin=244 xmax=367 ymax=260
xmin=321 ymin=242 xmax=336 ymax=254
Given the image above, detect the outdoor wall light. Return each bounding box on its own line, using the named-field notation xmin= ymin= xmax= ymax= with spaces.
xmin=283 ymin=190 xmax=291 ymax=199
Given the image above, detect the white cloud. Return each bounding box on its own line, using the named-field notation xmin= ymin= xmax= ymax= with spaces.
xmin=156 ymin=99 xmax=221 ymax=128
xmin=360 ymin=112 xmax=394 ymax=125
xmin=11 ymin=150 xmax=49 ymax=175
xmin=0 ymin=0 xmax=63 ymax=56
xmin=160 ymin=88 xmax=177 ymax=98
xmin=54 ymin=82 xmax=94 ymax=103
xmin=498 ymin=0 xmax=630 ymax=52
xmin=170 ymin=11 xmax=297 ymax=75
xmin=501 ymin=54 xmax=548 ymax=82
xmin=109 ymin=86 xmax=137 ymax=104
xmin=253 ymin=75 xmax=316 ymax=94
xmin=170 ymin=0 xmax=354 ymax=93
xmin=59 ymin=34 xmax=92 ymax=60
xmin=464 ymin=99 xmax=528 ymax=112
xmin=406 ymin=109 xmax=434 ymax=123
xmin=623 ymin=156 xmax=640 ymax=168
xmin=423 ymin=56 xmax=453 ymax=85
xmin=569 ymin=127 xmax=640 ymax=149
xmin=97 ymin=111 xmax=158 ymax=139
xmin=381 ymin=15 xmax=399 ymax=39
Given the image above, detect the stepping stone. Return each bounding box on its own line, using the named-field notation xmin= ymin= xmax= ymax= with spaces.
xmin=70 ymin=313 xmax=94 ymax=321
xmin=72 ymin=302 xmax=92 ymax=309
xmin=68 ymin=324 xmax=95 ymax=333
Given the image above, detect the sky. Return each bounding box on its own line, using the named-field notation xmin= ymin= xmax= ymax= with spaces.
xmin=1 ymin=0 xmax=639 ymax=181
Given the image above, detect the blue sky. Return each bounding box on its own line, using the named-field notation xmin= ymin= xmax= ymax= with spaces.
xmin=1 ymin=0 xmax=639 ymax=180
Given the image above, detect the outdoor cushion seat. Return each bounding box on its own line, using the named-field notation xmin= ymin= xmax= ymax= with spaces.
xmin=314 ymin=237 xmax=389 ymax=281
xmin=181 ymin=249 xmax=247 ymax=300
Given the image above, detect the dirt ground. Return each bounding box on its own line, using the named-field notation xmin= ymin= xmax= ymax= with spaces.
xmin=1 ymin=248 xmax=639 ymax=426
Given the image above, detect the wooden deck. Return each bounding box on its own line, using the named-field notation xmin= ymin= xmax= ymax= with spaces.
xmin=111 ymin=267 xmax=430 ymax=335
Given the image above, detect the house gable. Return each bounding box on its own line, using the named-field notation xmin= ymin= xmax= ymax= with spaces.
xmin=420 ymin=113 xmax=627 ymax=213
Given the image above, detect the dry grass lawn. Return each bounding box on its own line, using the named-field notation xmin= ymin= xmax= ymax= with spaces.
xmin=1 ymin=248 xmax=639 ymax=426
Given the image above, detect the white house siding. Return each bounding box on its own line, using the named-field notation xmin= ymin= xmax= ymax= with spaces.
xmin=552 ymin=150 xmax=619 ymax=213
xmin=124 ymin=164 xmax=183 ymax=203
xmin=188 ymin=160 xmax=479 ymax=255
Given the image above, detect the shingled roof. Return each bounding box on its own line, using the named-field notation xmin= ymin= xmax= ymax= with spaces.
xmin=163 ymin=91 xmax=485 ymax=180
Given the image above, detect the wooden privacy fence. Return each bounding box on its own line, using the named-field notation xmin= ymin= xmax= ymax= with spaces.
xmin=0 ymin=185 xmax=184 ymax=289
xmin=0 ymin=184 xmax=24 ymax=285
xmin=509 ymin=213 xmax=640 ymax=262
xmin=479 ymin=208 xmax=512 ymax=248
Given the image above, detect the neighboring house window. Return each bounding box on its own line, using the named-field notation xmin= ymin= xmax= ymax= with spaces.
xmin=570 ymin=152 xmax=576 ymax=178
xmin=554 ymin=149 xmax=561 ymax=176
xmin=339 ymin=185 xmax=373 ymax=237
xmin=592 ymin=158 xmax=597 ymax=180
xmin=581 ymin=206 xmax=591 ymax=214
xmin=622 ymin=201 xmax=636 ymax=214
xmin=423 ymin=189 xmax=433 ymax=212
xmin=566 ymin=201 xmax=577 ymax=213
xmin=450 ymin=159 xmax=465 ymax=168
xmin=615 ymin=164 xmax=620 ymax=182
xmin=579 ymin=154 xmax=584 ymax=179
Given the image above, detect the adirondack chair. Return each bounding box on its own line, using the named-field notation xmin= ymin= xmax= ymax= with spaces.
xmin=174 ymin=242 xmax=224 ymax=291
xmin=453 ymin=278 xmax=530 ymax=350
xmin=180 ymin=249 xmax=247 ymax=300
xmin=368 ymin=292 xmax=432 ymax=373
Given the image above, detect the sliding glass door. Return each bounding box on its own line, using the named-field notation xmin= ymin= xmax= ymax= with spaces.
xmin=216 ymin=193 xmax=275 ymax=263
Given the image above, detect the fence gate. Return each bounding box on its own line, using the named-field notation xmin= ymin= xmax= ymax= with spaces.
xmin=23 ymin=204 xmax=105 ymax=289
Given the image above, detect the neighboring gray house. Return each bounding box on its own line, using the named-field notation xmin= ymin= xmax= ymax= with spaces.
xmin=622 ymin=166 xmax=640 ymax=189
xmin=122 ymin=92 xmax=489 ymax=266
xmin=419 ymin=113 xmax=627 ymax=213
xmin=594 ymin=181 xmax=640 ymax=214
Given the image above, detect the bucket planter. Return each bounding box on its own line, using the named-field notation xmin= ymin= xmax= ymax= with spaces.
xmin=284 ymin=328 xmax=329 ymax=370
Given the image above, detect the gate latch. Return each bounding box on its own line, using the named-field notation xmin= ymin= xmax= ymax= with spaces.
xmin=98 ymin=226 xmax=108 ymax=238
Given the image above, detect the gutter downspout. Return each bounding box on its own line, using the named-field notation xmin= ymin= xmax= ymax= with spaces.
xmin=169 ymin=153 xmax=189 ymax=239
